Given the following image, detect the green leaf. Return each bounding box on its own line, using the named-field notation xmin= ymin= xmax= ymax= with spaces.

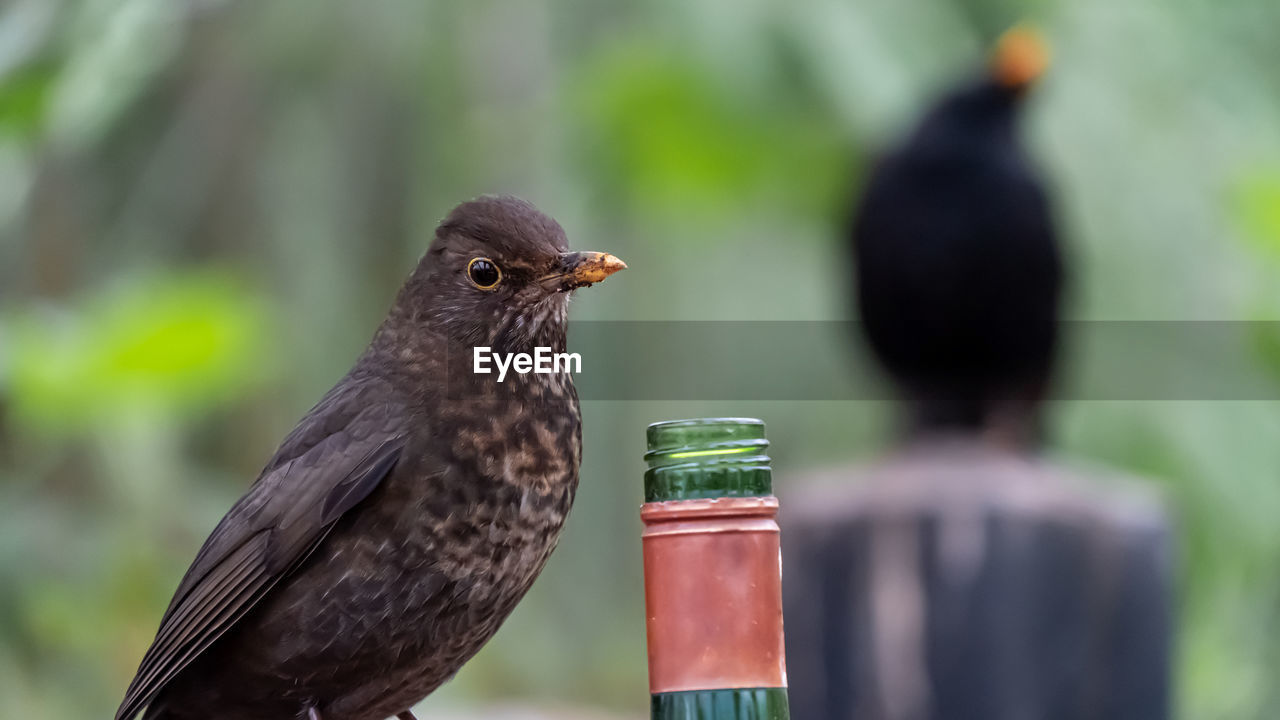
xmin=1232 ymin=171 xmax=1280 ymax=261
xmin=4 ymin=271 xmax=270 ymax=435
xmin=0 ymin=61 xmax=57 ymax=139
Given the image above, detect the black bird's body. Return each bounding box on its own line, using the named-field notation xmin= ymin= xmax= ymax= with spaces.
xmin=852 ymin=36 xmax=1061 ymax=432
xmin=116 ymin=196 xmax=624 ymax=720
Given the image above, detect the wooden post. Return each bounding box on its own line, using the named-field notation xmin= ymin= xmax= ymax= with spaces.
xmin=780 ymin=438 xmax=1172 ymax=720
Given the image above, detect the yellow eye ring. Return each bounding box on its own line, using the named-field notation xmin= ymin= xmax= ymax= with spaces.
xmin=467 ymin=257 xmax=502 ymax=289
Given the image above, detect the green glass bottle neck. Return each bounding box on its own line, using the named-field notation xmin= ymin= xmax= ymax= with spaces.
xmin=644 ymin=418 xmax=773 ymax=502
xmin=652 ymin=688 xmax=790 ymax=720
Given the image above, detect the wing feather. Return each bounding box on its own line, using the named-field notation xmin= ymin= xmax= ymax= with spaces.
xmin=141 ymin=533 xmax=264 ymax=659
xmin=115 ymin=394 xmax=407 ymax=720
xmin=121 ymin=533 xmax=271 ymax=719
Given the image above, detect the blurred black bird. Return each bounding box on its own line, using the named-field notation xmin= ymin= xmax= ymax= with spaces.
xmin=851 ymin=28 xmax=1062 ymax=437
xmin=115 ymin=195 xmax=626 ymax=720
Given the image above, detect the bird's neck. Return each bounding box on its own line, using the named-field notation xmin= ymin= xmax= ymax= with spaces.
xmin=901 ymin=392 xmax=1046 ymax=453
xmin=358 ymin=307 xmax=573 ymax=404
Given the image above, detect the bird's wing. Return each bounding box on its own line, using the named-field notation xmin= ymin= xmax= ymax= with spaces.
xmin=115 ymin=387 xmax=408 ymax=720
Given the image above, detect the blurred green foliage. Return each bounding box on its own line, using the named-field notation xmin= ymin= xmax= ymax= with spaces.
xmin=573 ymin=41 xmax=848 ymax=218
xmin=1234 ymin=171 xmax=1280 ymax=263
xmin=2 ymin=1 xmax=1280 ymax=719
xmin=6 ymin=273 xmax=267 ymax=434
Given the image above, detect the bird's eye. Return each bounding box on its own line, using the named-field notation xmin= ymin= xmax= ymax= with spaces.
xmin=467 ymin=257 xmax=502 ymax=289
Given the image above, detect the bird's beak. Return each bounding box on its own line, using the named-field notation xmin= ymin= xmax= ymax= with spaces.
xmin=991 ymin=25 xmax=1049 ymax=92
xmin=540 ymin=252 xmax=627 ymax=292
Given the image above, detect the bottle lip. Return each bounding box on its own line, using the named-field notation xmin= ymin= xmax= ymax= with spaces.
xmin=646 ymin=418 xmax=766 ymax=456
xmin=647 ymin=417 xmax=765 ymax=432
xmin=644 ymin=417 xmax=772 ymax=502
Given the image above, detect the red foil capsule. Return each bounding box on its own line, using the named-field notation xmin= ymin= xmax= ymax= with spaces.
xmin=642 ymin=495 xmax=787 ymax=694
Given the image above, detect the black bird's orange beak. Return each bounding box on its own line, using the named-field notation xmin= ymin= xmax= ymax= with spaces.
xmin=541 ymin=252 xmax=627 ymax=292
xmin=991 ymin=26 xmax=1049 ymax=92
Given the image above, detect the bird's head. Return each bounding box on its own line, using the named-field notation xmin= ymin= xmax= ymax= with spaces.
xmin=916 ymin=25 xmax=1049 ymax=142
xmin=396 ymin=195 xmax=625 ymax=352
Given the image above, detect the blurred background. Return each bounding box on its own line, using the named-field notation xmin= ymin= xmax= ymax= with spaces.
xmin=2 ymin=0 xmax=1280 ymax=718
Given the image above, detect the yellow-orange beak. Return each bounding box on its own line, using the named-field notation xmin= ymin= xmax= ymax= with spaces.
xmin=992 ymin=25 xmax=1049 ymax=91
xmin=542 ymin=251 xmax=627 ymax=291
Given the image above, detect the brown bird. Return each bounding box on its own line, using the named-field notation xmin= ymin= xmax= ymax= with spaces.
xmin=115 ymin=195 xmax=626 ymax=720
